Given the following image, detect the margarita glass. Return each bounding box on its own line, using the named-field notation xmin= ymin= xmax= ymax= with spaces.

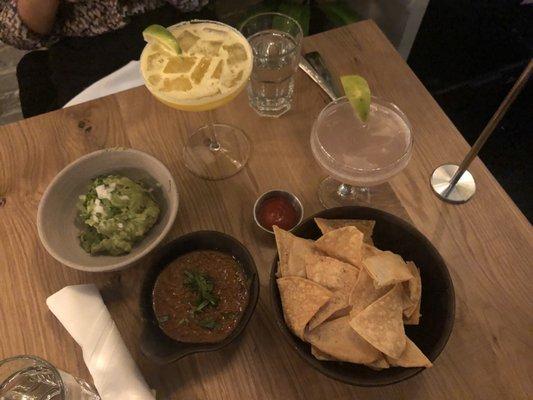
xmin=311 ymin=96 xmax=413 ymax=207
xmin=140 ymin=20 xmax=253 ymax=180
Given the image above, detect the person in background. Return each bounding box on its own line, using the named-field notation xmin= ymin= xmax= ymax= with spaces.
xmin=0 ymin=0 xmax=210 ymax=117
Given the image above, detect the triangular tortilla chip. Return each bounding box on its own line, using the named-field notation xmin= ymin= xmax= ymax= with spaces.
xmin=315 ymin=226 xmax=364 ymax=267
xmin=387 ymin=337 xmax=432 ymax=368
xmin=362 ymin=251 xmax=413 ymax=288
xmin=365 ymin=354 xmax=390 ymax=370
xmin=403 ymin=261 xmax=422 ymax=325
xmin=315 ymin=218 xmax=375 ymax=245
xmin=274 ymin=226 xmax=293 ymax=277
xmin=311 ymin=346 xmax=338 ymax=361
xmin=362 ymin=243 xmax=381 ymax=259
xmin=308 ymin=292 xmax=350 ymax=331
xmin=305 ymin=254 xmax=359 ymax=291
xmin=349 ymin=268 xmax=391 ymax=316
xmin=306 ymin=316 xmax=381 ymax=364
xmin=305 ymin=254 xmax=359 ymax=330
xmin=277 ymin=277 xmax=332 ymax=339
xmin=274 ymin=226 xmax=318 ymax=278
xmin=287 ymin=237 xmax=320 ymax=278
xmin=349 ymin=285 xmax=406 ymax=359
xmin=404 ymin=300 xmax=421 ymax=325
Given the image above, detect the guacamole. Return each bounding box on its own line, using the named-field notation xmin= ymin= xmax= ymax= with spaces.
xmin=77 ymin=175 xmax=160 ymax=255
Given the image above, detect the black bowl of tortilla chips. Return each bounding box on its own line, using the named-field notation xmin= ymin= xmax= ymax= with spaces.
xmin=270 ymin=206 xmax=455 ymax=386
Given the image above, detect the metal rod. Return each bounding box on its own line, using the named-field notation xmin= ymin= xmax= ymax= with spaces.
xmin=304 ymin=52 xmax=343 ymax=98
xmin=444 ymin=59 xmax=533 ymax=195
xmin=299 ymin=58 xmax=338 ymax=101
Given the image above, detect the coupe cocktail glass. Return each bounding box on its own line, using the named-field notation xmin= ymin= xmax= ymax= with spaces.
xmin=140 ymin=20 xmax=253 ymax=180
xmin=311 ymin=96 xmax=413 ymax=207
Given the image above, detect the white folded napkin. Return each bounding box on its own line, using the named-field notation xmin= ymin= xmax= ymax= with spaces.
xmin=47 ymin=284 xmax=155 ymax=400
xmin=63 ymin=61 xmax=143 ymax=108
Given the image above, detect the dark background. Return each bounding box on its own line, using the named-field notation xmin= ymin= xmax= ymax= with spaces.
xmin=219 ymin=0 xmax=532 ymax=220
xmin=408 ymin=0 xmax=532 ymax=221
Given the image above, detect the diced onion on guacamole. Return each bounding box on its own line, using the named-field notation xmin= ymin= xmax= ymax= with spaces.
xmin=77 ymin=175 xmax=160 ymax=256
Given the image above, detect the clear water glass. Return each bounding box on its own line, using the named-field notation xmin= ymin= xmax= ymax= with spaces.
xmin=0 ymin=355 xmax=100 ymax=400
xmin=241 ymin=13 xmax=303 ymax=117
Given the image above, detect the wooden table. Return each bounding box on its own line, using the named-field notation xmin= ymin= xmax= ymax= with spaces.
xmin=1 ymin=21 xmax=531 ymax=400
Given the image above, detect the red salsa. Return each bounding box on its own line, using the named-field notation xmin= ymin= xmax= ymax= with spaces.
xmin=152 ymin=250 xmax=249 ymax=343
xmin=257 ymin=195 xmax=299 ymax=231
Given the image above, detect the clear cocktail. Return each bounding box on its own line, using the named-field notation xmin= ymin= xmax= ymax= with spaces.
xmin=311 ymin=96 xmax=413 ymax=207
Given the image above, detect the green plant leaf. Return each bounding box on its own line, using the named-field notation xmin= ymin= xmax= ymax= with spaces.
xmin=199 ymin=318 xmax=220 ymax=330
xmin=316 ymin=1 xmax=360 ymax=27
xmin=184 ymin=270 xmax=219 ymax=313
xmin=278 ymin=2 xmax=310 ymax=36
xmin=236 ymin=1 xmax=280 ymax=30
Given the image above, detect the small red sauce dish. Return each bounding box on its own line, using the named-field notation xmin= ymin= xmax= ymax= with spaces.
xmin=253 ymin=190 xmax=304 ymax=234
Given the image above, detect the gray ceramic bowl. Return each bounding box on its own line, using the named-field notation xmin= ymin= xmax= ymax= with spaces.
xmin=37 ymin=148 xmax=178 ymax=272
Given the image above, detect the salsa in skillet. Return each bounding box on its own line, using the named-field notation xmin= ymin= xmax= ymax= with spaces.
xmin=152 ymin=250 xmax=249 ymax=343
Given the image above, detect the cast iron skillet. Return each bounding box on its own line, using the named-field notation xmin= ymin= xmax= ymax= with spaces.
xmin=140 ymin=231 xmax=259 ymax=364
xmin=270 ymin=206 xmax=455 ymax=386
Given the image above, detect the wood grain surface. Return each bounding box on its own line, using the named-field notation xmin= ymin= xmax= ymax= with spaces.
xmin=1 ymin=21 xmax=531 ymax=399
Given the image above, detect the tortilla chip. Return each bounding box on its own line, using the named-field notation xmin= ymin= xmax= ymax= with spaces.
xmin=288 ymin=237 xmax=321 ymax=277
xmin=362 ymin=251 xmax=413 ymax=288
xmin=403 ymin=261 xmax=422 ymax=325
xmin=404 ymin=301 xmax=421 ymax=325
xmin=315 ymin=218 xmax=375 ymax=245
xmin=362 ymin=243 xmax=381 ymax=259
xmin=274 ymin=226 xmax=293 ymax=277
xmin=277 ymin=277 xmax=332 ymax=339
xmin=274 ymin=226 xmax=318 ymax=278
xmin=349 ymin=285 xmax=406 ymax=359
xmin=305 ymin=254 xmax=359 ymax=291
xmin=326 ymin=301 xmax=352 ymax=320
xmin=387 ymin=337 xmax=432 ymax=368
xmin=308 ymin=292 xmax=350 ymax=331
xmin=306 ymin=316 xmax=381 ymax=364
xmin=311 ymin=346 xmax=338 ymax=361
xmin=315 ymin=226 xmax=364 ymax=267
xmin=365 ymin=354 xmax=390 ymax=370
xmin=304 ymin=254 xmax=359 ymax=330
xmin=349 ymin=268 xmax=391 ymax=316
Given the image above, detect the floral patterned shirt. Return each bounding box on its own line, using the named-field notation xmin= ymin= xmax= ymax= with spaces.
xmin=0 ymin=0 xmax=207 ymax=49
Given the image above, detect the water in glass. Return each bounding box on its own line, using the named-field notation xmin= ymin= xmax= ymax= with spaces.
xmin=247 ymin=30 xmax=300 ymax=117
xmin=1 ymin=363 xmax=99 ymax=400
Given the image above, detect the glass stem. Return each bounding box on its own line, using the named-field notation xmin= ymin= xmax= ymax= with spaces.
xmin=208 ymin=110 xmax=220 ymax=152
xmin=337 ymin=183 xmax=354 ymax=197
xmin=337 ymin=183 xmax=370 ymax=201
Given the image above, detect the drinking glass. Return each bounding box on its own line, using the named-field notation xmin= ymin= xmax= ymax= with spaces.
xmin=240 ymin=13 xmax=303 ymax=117
xmin=140 ymin=20 xmax=253 ymax=180
xmin=311 ymin=96 xmax=413 ymax=207
xmin=0 ymin=355 xmax=99 ymax=400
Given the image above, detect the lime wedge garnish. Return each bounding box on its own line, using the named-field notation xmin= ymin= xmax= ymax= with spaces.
xmin=340 ymin=75 xmax=371 ymax=122
xmin=143 ymin=24 xmax=181 ymax=55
